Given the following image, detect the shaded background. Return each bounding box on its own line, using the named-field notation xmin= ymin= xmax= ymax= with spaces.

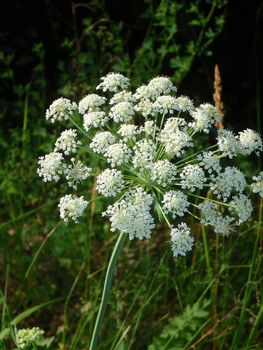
xmin=0 ymin=0 xmax=262 ymax=132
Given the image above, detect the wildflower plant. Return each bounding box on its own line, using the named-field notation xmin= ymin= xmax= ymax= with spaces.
xmin=16 ymin=327 xmax=44 ymax=349
xmin=38 ymin=73 xmax=263 ymax=349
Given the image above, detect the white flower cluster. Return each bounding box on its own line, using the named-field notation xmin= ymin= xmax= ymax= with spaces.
xmin=90 ymin=131 xmax=116 ymax=155
xmin=170 ymin=223 xmax=194 ymax=257
xmin=162 ymin=129 xmax=192 ymax=157
xmin=103 ymin=187 xmax=154 ymax=240
xmin=105 ymin=142 xmax=132 ymax=167
xmin=175 ymin=96 xmax=194 ymax=113
xmin=83 ymin=111 xmax=108 ymax=131
xmin=97 ymin=169 xmax=125 ymax=197
xmin=135 ymin=99 xmax=154 ymax=117
xmin=153 ymin=95 xmax=179 ymax=115
xmin=64 ymin=159 xmax=91 ymax=189
xmin=198 ymin=201 xmax=235 ymax=236
xmin=110 ymin=91 xmax=135 ymax=105
xmin=217 ymin=129 xmax=240 ymax=158
xmin=46 ymin=97 xmax=77 ymax=123
xmin=109 ymin=101 xmax=134 ymax=123
xmin=79 ymin=94 xmax=106 ymax=114
xmin=134 ymin=76 xmax=176 ymax=101
xmin=211 ymin=166 xmax=246 ymax=201
xmin=39 ymin=72 xmax=263 ymax=257
xmin=251 ymin=172 xmax=263 ymax=197
xmin=162 ymin=190 xmax=189 ymax=218
xmin=180 ymin=165 xmax=205 ymax=191
xmin=238 ymin=129 xmax=263 ymax=155
xmin=150 ymin=160 xmax=177 ymax=187
xmin=198 ymin=151 xmax=221 ymax=175
xmin=190 ymin=103 xmax=222 ymax=133
xmin=59 ymin=195 xmax=88 ymax=223
xmin=118 ymin=124 xmax=139 ymax=141
xmin=37 ymin=152 xmax=64 ymax=182
xmin=97 ymin=72 xmax=130 ymax=92
xmin=37 ymin=151 xmax=91 ymax=189
xmin=16 ymin=327 xmax=44 ymax=349
xmin=144 ymin=120 xmax=155 ymax=135
xmin=230 ymin=194 xmax=253 ymax=224
xmin=132 ymin=139 xmax=156 ymax=171
xmin=54 ymin=129 xmax=81 ymax=155
xmin=217 ymin=128 xmax=263 ymax=158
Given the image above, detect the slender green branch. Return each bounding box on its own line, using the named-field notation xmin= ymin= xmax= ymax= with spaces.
xmin=175 ymin=144 xmax=217 ymax=166
xmin=230 ymin=199 xmax=263 ymax=349
xmin=69 ymin=117 xmax=91 ymax=140
xmin=187 ymin=192 xmax=235 ymax=208
xmin=89 ymin=231 xmax=127 ymax=350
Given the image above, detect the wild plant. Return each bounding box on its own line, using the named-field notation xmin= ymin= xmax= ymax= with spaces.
xmin=37 ymin=73 xmax=263 ymax=349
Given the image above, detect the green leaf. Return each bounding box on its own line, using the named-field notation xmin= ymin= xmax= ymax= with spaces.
xmin=147 ymin=299 xmax=211 ymax=350
xmin=0 ymin=298 xmax=63 ymax=341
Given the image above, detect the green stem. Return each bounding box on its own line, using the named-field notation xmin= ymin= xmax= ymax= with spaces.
xmin=89 ymin=231 xmax=127 ymax=350
xmin=201 ymin=224 xmax=212 ymax=277
xmin=187 ymin=192 xmax=234 ymax=208
xmin=69 ymin=116 xmax=91 ymax=140
xmin=175 ymin=144 xmax=217 ymax=166
xmin=230 ymin=198 xmax=262 ymax=349
xmin=22 ymin=87 xmax=30 ymax=159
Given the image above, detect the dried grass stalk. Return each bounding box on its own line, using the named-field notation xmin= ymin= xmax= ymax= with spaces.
xmin=213 ymin=64 xmax=225 ymax=129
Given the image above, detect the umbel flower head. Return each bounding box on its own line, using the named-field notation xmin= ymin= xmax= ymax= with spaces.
xmin=38 ymin=72 xmax=263 ymax=257
xmin=16 ymin=327 xmax=44 ymax=349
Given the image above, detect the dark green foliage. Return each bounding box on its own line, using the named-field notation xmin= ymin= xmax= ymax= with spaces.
xmin=148 ymin=299 xmax=210 ymax=350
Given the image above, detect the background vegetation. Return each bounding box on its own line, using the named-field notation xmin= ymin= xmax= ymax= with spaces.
xmin=0 ymin=0 xmax=262 ymax=349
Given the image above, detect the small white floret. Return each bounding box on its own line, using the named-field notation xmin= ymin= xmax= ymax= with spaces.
xmin=190 ymin=103 xmax=222 ymax=133
xmin=238 ymin=129 xmax=263 ymax=155
xmin=230 ymin=194 xmax=253 ymax=224
xmin=90 ymin=131 xmax=116 ymax=155
xmin=83 ymin=111 xmax=108 ymax=131
xmin=105 ymin=142 xmax=132 ymax=167
xmin=211 ymin=166 xmax=246 ymax=201
xmin=103 ymin=187 xmax=154 ymax=240
xmin=175 ymin=96 xmax=195 ymax=113
xmin=153 ymin=95 xmax=179 ymax=115
xmin=78 ymin=94 xmax=106 ymax=114
xmin=251 ymin=172 xmax=263 ymax=198
xmin=118 ymin=124 xmax=140 ymax=142
xmin=197 ymin=151 xmax=221 ymax=175
xmin=16 ymin=327 xmax=44 ymax=349
xmin=180 ymin=164 xmax=206 ymax=191
xmin=46 ymin=98 xmax=77 ymax=123
xmin=37 ymin=152 xmax=64 ymax=182
xmin=170 ymin=223 xmax=194 ymax=257
xmin=59 ymin=194 xmax=88 ymax=223
xmin=109 ymin=101 xmax=135 ymax=123
xmin=96 ymin=72 xmax=130 ymax=92
xmin=161 ymin=130 xmax=192 ymax=157
xmin=54 ymin=129 xmax=81 ymax=155
xmin=217 ymin=129 xmax=240 ymax=158
xmin=110 ymin=91 xmax=135 ymax=105
xmin=150 ymin=160 xmax=177 ymax=187
xmin=132 ymin=139 xmax=156 ymax=171
xmin=64 ymin=158 xmax=91 ymax=189
xmin=162 ymin=190 xmax=189 ymax=218
xmin=147 ymin=76 xmax=177 ymax=100
xmin=135 ymin=99 xmax=154 ymax=117
xmin=96 ymin=169 xmax=125 ymax=197
xmin=213 ymin=215 xmax=235 ymax=237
